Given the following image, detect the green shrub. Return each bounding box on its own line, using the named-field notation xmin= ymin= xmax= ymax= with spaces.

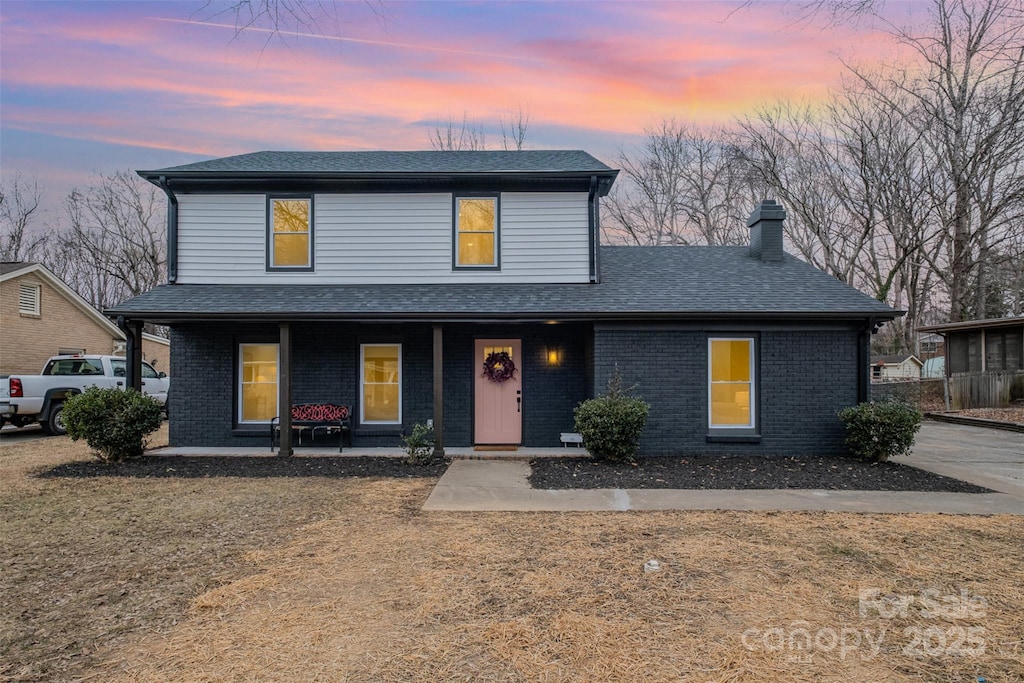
xmin=402 ymin=422 xmax=436 ymax=465
xmin=63 ymin=387 xmax=164 ymax=463
xmin=574 ymin=370 xmax=650 ymax=463
xmin=838 ymin=399 xmax=922 ymax=462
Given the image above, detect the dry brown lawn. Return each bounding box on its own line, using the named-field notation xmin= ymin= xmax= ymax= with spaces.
xmin=2 ymin=429 xmax=1022 ymax=683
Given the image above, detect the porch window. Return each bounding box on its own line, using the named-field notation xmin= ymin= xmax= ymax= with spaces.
xmin=361 ymin=344 xmax=402 ymax=424
xmin=454 ymin=195 xmax=499 ymax=268
xmin=239 ymin=343 xmax=278 ymax=423
xmin=708 ymin=337 xmax=755 ymax=430
xmin=268 ymin=197 xmax=313 ymax=270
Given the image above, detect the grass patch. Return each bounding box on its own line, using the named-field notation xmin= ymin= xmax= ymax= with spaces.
xmin=2 ymin=428 xmax=1022 ymax=682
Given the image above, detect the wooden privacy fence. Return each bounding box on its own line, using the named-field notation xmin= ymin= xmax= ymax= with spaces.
xmin=948 ymin=371 xmax=1024 ymax=410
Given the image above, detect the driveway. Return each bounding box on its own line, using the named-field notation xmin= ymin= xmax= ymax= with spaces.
xmin=897 ymin=420 xmax=1024 ymax=498
xmin=0 ymin=424 xmax=46 ymax=444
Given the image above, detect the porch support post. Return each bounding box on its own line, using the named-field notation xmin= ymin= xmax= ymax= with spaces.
xmin=278 ymin=323 xmax=293 ymax=457
xmin=432 ymin=323 xmax=445 ymax=456
xmin=119 ymin=318 xmax=144 ymax=393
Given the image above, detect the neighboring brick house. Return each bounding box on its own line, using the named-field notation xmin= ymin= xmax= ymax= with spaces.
xmin=108 ymin=150 xmax=899 ymax=455
xmin=0 ymin=262 xmax=170 ymax=375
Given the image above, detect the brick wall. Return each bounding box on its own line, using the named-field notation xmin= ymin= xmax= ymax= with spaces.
xmin=169 ymin=319 xmax=863 ymax=454
xmin=593 ymin=323 xmax=862 ymax=455
xmin=0 ymin=272 xmax=119 ymax=375
xmin=169 ymin=321 xmax=590 ymax=448
xmin=142 ymin=337 xmax=171 ymax=375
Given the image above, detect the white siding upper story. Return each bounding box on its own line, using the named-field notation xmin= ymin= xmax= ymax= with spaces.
xmin=175 ymin=192 xmax=592 ymax=284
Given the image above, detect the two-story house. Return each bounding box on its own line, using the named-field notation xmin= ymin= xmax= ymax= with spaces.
xmin=108 ymin=150 xmax=898 ymax=455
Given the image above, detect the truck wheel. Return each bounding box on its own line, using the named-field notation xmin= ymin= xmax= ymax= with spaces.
xmin=42 ymin=402 xmax=67 ymax=436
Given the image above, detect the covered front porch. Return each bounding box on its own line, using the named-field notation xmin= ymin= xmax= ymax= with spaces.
xmin=117 ymin=318 xmax=593 ymax=454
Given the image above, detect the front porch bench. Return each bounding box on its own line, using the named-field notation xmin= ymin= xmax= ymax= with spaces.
xmin=271 ymin=404 xmax=352 ymax=452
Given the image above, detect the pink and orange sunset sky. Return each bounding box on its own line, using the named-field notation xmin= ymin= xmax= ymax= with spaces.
xmin=1 ymin=0 xmax=925 ymax=204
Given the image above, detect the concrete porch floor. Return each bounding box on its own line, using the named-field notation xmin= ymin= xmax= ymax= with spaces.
xmin=148 ymin=445 xmax=587 ymax=459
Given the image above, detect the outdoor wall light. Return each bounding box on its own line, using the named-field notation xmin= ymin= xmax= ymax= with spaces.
xmin=546 ymin=347 xmax=563 ymax=366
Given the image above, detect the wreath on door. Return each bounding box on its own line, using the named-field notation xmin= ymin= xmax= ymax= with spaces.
xmin=482 ymin=350 xmax=517 ymax=383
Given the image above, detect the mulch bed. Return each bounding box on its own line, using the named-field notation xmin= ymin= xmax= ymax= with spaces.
xmin=529 ymin=455 xmax=994 ymax=493
xmin=38 ymin=455 xmax=449 ymax=479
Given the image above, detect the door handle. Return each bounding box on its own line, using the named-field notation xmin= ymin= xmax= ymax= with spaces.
xmin=517 ymin=393 xmax=522 ymax=413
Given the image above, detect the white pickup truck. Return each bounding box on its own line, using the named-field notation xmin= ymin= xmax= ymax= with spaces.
xmin=0 ymin=355 xmax=169 ymax=435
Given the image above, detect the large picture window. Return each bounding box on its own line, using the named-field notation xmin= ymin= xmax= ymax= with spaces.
xmin=239 ymin=343 xmax=278 ymax=423
xmin=361 ymin=344 xmax=401 ymax=424
xmin=708 ymin=338 xmax=755 ymax=430
xmin=268 ymin=197 xmax=312 ymax=270
xmin=454 ymin=195 xmax=499 ymax=268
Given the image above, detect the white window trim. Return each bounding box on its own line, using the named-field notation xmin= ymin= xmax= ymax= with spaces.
xmin=19 ymin=283 xmax=41 ymax=315
xmin=268 ymin=196 xmax=313 ymax=271
xmin=238 ymin=343 xmax=279 ymax=425
xmin=360 ymin=343 xmax=402 ymax=425
xmin=707 ymin=337 xmax=756 ymax=430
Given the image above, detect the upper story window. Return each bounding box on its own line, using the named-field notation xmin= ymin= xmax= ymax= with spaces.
xmin=19 ymin=283 xmax=41 ymax=315
xmin=453 ymin=195 xmax=499 ymax=269
xmin=268 ymin=197 xmax=313 ymax=271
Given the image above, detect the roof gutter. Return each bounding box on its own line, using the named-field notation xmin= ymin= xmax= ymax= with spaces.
xmin=102 ymin=309 xmax=901 ymax=324
xmin=138 ymin=169 xmax=619 ymax=196
xmin=157 ymin=176 xmax=178 ymax=284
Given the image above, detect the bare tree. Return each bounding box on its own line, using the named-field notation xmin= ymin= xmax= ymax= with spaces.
xmin=197 ymin=0 xmax=386 ymax=41
xmin=0 ymin=174 xmax=47 ymax=262
xmin=429 ymin=113 xmax=487 ymax=151
xmin=842 ymin=0 xmax=1024 ymax=320
xmin=604 ymin=119 xmax=758 ymax=246
xmin=44 ymin=172 xmax=166 ymax=310
xmin=499 ymin=106 xmax=531 ymax=151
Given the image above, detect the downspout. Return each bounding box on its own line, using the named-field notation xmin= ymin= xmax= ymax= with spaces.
xmin=116 ymin=316 xmax=142 ymax=392
xmin=588 ymin=175 xmax=599 ymax=283
xmin=158 ymin=176 xmax=178 ymax=284
xmin=858 ymin=317 xmax=876 ymax=404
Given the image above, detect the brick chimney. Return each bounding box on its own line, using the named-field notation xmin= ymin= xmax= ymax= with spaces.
xmin=748 ymin=199 xmax=786 ymax=262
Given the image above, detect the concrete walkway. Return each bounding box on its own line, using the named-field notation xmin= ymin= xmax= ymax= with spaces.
xmin=423 ymin=422 xmax=1024 ymax=514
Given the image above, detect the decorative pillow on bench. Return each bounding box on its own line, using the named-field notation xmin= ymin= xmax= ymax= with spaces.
xmin=292 ymin=404 xmax=350 ymax=422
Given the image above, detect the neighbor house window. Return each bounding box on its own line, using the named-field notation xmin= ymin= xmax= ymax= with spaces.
xmin=708 ymin=338 xmax=755 ymax=430
xmin=19 ymin=283 xmax=40 ymax=315
xmin=454 ymin=195 xmax=499 ymax=268
xmin=239 ymin=343 xmax=278 ymax=423
xmin=268 ymin=197 xmax=313 ymax=270
xmin=361 ymin=344 xmax=401 ymax=424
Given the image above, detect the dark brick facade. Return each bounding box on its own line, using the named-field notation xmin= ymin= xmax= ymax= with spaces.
xmin=169 ymin=321 xmax=590 ymax=448
xmin=592 ymin=322 xmax=864 ymax=455
xmin=170 ymin=319 xmax=865 ymax=454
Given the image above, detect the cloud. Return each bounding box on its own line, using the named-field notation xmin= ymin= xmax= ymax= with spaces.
xmin=0 ymin=0 xmax=903 ymax=189
xmin=150 ymin=17 xmax=544 ymax=63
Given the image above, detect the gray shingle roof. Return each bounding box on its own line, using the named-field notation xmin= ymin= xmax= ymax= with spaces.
xmin=107 ymin=247 xmax=899 ymax=322
xmin=142 ymin=150 xmax=614 ymax=175
xmin=0 ymin=261 xmax=34 ymax=275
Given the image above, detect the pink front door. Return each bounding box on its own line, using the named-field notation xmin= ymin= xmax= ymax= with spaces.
xmin=474 ymin=339 xmax=522 ymax=445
